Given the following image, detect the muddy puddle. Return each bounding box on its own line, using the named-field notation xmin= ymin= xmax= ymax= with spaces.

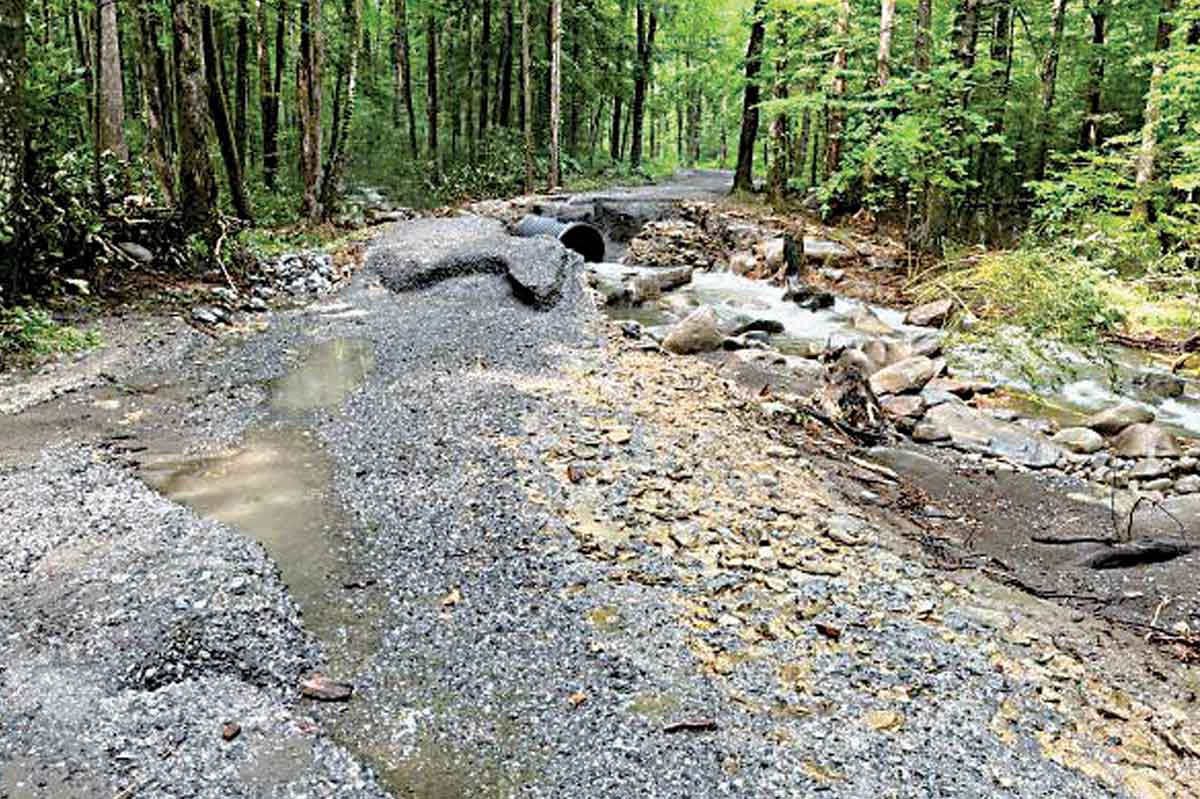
xmin=141 ymin=337 xmax=376 ymax=650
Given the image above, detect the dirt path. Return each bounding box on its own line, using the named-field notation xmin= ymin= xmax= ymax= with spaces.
xmin=2 ymin=181 xmax=1199 ymax=797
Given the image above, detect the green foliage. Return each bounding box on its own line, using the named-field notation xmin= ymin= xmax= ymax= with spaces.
xmin=919 ymin=249 xmax=1124 ymax=389
xmin=0 ymin=305 xmax=100 ymax=363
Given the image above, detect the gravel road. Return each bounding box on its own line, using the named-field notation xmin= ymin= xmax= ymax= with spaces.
xmin=2 ymin=185 xmax=1196 ymax=797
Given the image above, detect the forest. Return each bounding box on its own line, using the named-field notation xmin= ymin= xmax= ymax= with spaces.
xmin=0 ymin=0 xmax=1198 ymax=351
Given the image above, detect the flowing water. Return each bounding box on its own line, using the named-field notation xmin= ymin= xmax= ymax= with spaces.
xmin=600 ymin=265 xmax=1200 ymax=439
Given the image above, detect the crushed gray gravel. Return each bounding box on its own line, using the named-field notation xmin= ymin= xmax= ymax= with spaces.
xmin=0 ymin=204 xmax=1153 ymax=797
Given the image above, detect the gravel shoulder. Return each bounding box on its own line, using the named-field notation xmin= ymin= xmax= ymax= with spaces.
xmin=2 ymin=207 xmax=1198 ymax=797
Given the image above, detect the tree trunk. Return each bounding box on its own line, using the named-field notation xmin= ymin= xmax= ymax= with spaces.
xmin=321 ymin=0 xmax=359 ymax=218
xmin=479 ymin=0 xmax=491 ymax=137
xmin=201 ymin=5 xmax=252 ymax=221
xmin=426 ymin=9 xmax=438 ymax=163
xmin=521 ymin=0 xmax=532 ymax=191
xmin=732 ymin=0 xmax=766 ymax=193
xmin=136 ymin=6 xmax=175 ymax=204
xmin=687 ymin=91 xmax=700 ymax=164
xmin=393 ymin=0 xmax=417 ymax=155
xmin=547 ymin=0 xmax=560 ymax=187
xmin=568 ymin=30 xmax=580 ymax=155
xmin=97 ymin=0 xmax=128 ymax=161
xmin=298 ymin=0 xmax=322 ymax=221
xmin=0 ymin=0 xmax=24 ymax=219
xmin=1079 ymin=0 xmax=1108 ymax=150
xmin=499 ymin=0 xmax=513 ymax=126
xmin=1134 ymin=0 xmax=1176 ymax=221
xmin=913 ymin=0 xmax=931 ymax=75
xmin=825 ymin=0 xmax=850 ymax=176
xmin=464 ymin=3 xmax=475 ymax=159
xmin=261 ymin=0 xmax=285 ymax=190
xmin=767 ymin=10 xmax=789 ymax=201
xmin=796 ymin=86 xmax=813 ymax=185
xmin=1034 ymin=0 xmax=1069 ymax=179
xmin=235 ymin=1 xmax=250 ymax=166
xmin=610 ymin=95 xmax=622 ymax=160
xmin=955 ymin=0 xmax=980 ymax=71
xmin=172 ymin=0 xmax=217 ymax=232
xmin=70 ymin=1 xmax=94 ymax=135
xmin=628 ymin=0 xmax=657 ymax=170
xmin=877 ymin=0 xmax=896 ymax=88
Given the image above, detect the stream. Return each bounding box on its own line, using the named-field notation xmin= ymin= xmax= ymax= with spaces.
xmin=595 ymin=263 xmax=1200 ymax=440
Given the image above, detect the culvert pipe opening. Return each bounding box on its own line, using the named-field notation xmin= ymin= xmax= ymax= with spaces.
xmin=514 ymin=215 xmax=606 ymax=263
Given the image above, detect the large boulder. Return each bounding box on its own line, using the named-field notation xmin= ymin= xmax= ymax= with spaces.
xmin=663 ymin=307 xmax=724 ymax=355
xmin=919 ymin=402 xmax=1064 ymax=468
xmin=850 ymin=306 xmax=896 ymax=336
xmin=1112 ymin=423 xmax=1184 ymax=458
xmin=869 ymin=356 xmax=939 ymax=396
xmin=1051 ymin=427 xmax=1105 ymax=454
xmin=904 ymin=298 xmax=954 ymax=328
xmin=1087 ymin=403 xmax=1155 ymax=435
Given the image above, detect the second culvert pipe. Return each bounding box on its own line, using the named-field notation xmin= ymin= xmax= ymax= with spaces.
xmin=514 ymin=215 xmax=606 ymax=263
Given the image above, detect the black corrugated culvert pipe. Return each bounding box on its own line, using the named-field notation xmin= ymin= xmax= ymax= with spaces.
xmin=514 ymin=215 xmax=606 ymax=262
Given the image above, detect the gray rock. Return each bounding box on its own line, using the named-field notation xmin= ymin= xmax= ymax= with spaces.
xmin=1176 ymin=475 xmax=1200 ymax=494
xmin=920 ymin=402 xmax=1064 ymax=468
xmin=1112 ymin=423 xmax=1184 ymax=458
xmin=803 ymin=238 xmax=855 ymax=262
xmin=880 ymin=394 xmax=926 ymax=421
xmin=1051 ymin=427 xmax=1105 ymax=455
xmin=905 ymin=298 xmax=954 ymax=328
xmin=1087 ymin=403 xmax=1155 ymax=435
xmin=117 ymin=242 xmax=154 ymax=263
xmin=1143 ymin=477 xmax=1175 ymax=492
xmin=1135 ymin=372 xmax=1185 ymax=400
xmin=850 ymin=305 xmax=896 ymax=336
xmin=663 ymin=306 xmax=724 ymax=355
xmin=1130 ymin=458 xmax=1171 ymax=479
xmin=191 ymin=306 xmax=224 ymax=325
xmin=869 ymin=356 xmax=938 ymax=395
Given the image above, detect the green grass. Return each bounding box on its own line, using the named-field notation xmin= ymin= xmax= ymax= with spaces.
xmin=0 ymin=305 xmax=100 ymax=364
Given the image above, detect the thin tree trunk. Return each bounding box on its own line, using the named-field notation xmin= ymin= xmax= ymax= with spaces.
xmin=235 ymin=0 xmax=250 ymax=166
xmin=393 ymin=0 xmax=417 ymax=155
xmin=547 ymin=0 xmax=560 ymax=187
xmin=261 ymin=0 xmax=285 ymax=190
xmin=321 ymin=0 xmax=359 ymax=217
xmin=825 ymin=0 xmax=850 ymax=176
xmin=796 ymin=88 xmax=813 ymax=185
xmin=913 ymin=0 xmax=931 ymax=76
xmin=877 ymin=0 xmax=896 ymax=88
xmin=136 ymin=7 xmax=175 ymax=204
xmin=687 ymin=90 xmax=700 ymax=164
xmin=479 ymin=0 xmax=491 ymax=136
xmin=201 ymin=5 xmax=252 ymax=221
xmin=1134 ymin=0 xmax=1176 ymax=221
xmin=955 ymin=0 xmax=980 ymax=71
xmin=172 ymin=0 xmax=217 ymax=232
xmin=70 ymin=0 xmax=94 ymax=134
xmin=426 ymin=10 xmax=438 ymax=164
xmin=732 ymin=0 xmax=765 ymax=193
xmin=1079 ymin=0 xmax=1108 ymax=150
xmin=568 ymin=30 xmax=580 ymax=155
xmin=0 ymin=0 xmax=25 ymax=217
xmin=464 ymin=3 xmax=475 ymax=159
xmin=675 ymin=101 xmax=682 ymax=161
xmin=298 ymin=0 xmax=322 ymax=221
xmin=97 ymin=0 xmax=128 ymax=161
xmin=628 ymin=0 xmax=657 ymax=169
xmin=767 ymin=10 xmax=789 ymax=201
xmin=521 ymin=0 xmax=532 ymax=190
xmin=499 ymin=0 xmax=513 ymax=126
xmin=1034 ymin=0 xmax=1069 ymax=179
xmin=610 ymin=95 xmax=622 ymax=160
